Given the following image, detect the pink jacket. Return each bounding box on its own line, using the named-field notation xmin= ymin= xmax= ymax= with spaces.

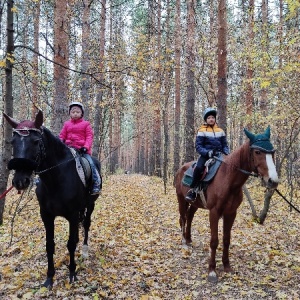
xmin=59 ymin=118 xmax=93 ymax=155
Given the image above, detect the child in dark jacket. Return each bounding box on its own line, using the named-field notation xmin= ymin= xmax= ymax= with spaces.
xmin=60 ymin=102 xmax=101 ymax=195
xmin=185 ymin=107 xmax=229 ymax=202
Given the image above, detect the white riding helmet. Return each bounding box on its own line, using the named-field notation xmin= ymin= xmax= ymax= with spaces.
xmin=203 ymin=107 xmax=217 ymax=122
xmin=69 ymin=102 xmax=84 ymax=116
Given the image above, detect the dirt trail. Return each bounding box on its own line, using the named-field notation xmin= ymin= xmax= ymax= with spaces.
xmin=0 ymin=174 xmax=299 ymax=299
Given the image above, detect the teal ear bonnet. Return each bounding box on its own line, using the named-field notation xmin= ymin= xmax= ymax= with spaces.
xmin=244 ymin=126 xmax=275 ymax=153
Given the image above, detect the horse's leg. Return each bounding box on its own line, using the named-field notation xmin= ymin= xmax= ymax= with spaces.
xmin=222 ymin=211 xmax=237 ymax=273
xmin=82 ymin=200 xmax=95 ymax=258
xmin=208 ymin=208 xmax=220 ymax=283
xmin=178 ymin=195 xmax=188 ymax=245
xmin=67 ymin=215 xmax=80 ymax=283
xmin=185 ymin=205 xmax=198 ymax=245
xmin=40 ymin=212 xmax=55 ymax=288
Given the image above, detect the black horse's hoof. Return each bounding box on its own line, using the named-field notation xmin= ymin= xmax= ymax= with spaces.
xmin=69 ymin=272 xmax=78 ymax=283
xmin=43 ymin=277 xmax=53 ymax=289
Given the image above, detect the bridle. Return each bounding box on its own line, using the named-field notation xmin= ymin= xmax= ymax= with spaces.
xmin=12 ymin=127 xmax=46 ymax=171
xmin=214 ymin=146 xmax=275 ymax=178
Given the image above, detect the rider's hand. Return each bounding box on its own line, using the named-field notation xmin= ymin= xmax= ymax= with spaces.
xmin=80 ymin=147 xmax=88 ymax=154
xmin=207 ymin=150 xmax=214 ymax=158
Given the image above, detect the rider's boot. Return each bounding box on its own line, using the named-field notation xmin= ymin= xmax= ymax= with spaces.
xmin=185 ymin=166 xmax=203 ymax=202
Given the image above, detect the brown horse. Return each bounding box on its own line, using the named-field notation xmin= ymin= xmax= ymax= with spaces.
xmin=175 ymin=127 xmax=279 ymax=283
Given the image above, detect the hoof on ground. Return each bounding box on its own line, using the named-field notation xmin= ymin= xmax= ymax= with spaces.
xmin=207 ymin=271 xmax=218 ymax=283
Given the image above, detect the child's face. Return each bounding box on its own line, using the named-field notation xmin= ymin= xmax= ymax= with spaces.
xmin=70 ymin=106 xmax=83 ymax=120
xmin=206 ymin=115 xmax=216 ymax=125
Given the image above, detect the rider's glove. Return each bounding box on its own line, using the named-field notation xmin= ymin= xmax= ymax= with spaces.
xmin=207 ymin=150 xmax=214 ymax=158
xmin=80 ymin=147 xmax=88 ymax=154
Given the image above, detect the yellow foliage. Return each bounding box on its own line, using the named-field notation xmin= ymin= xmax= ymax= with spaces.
xmin=11 ymin=6 xmax=18 ymax=13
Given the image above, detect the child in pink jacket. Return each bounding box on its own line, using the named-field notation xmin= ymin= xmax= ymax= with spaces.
xmin=60 ymin=102 xmax=101 ymax=195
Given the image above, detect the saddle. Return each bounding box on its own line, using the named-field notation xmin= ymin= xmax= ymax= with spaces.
xmin=70 ymin=148 xmax=92 ymax=187
xmin=182 ymin=152 xmax=223 ymax=188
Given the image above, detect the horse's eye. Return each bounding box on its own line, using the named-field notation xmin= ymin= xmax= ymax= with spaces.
xmin=255 ymin=150 xmax=261 ymax=155
xmin=33 ymin=139 xmax=40 ymax=145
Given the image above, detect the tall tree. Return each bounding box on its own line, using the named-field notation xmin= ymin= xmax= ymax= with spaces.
xmin=184 ymin=0 xmax=196 ymax=162
xmin=93 ymin=0 xmax=106 ymax=159
xmin=260 ymin=0 xmax=268 ymax=115
xmin=153 ymin=0 xmax=162 ymax=177
xmin=31 ymin=0 xmax=40 ymax=118
xmin=0 ymin=0 xmax=14 ymax=224
xmin=245 ymin=0 xmax=255 ymax=129
xmin=173 ymin=0 xmax=181 ymax=174
xmin=80 ymin=0 xmax=91 ymax=119
xmin=216 ymin=0 xmax=228 ymax=132
xmin=52 ymin=0 xmax=70 ymax=134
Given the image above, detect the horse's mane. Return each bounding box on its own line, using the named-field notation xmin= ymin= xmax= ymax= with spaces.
xmin=42 ymin=126 xmax=69 ymax=155
xmin=225 ymin=140 xmax=251 ymax=171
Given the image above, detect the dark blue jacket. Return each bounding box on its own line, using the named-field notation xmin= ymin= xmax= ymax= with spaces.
xmin=195 ymin=124 xmax=230 ymax=157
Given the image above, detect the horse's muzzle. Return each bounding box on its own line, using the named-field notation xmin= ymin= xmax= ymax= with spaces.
xmin=12 ymin=170 xmax=33 ymax=190
xmin=267 ymin=178 xmax=279 ymax=189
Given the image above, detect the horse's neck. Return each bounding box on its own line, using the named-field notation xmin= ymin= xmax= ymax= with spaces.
xmin=42 ymin=128 xmax=71 ymax=165
xmin=225 ymin=142 xmax=252 ymax=186
xmin=235 ymin=142 xmax=252 ymax=171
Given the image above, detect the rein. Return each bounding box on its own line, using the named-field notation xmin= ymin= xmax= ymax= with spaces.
xmin=35 ymin=156 xmax=76 ymax=175
xmin=275 ymin=189 xmax=300 ymax=214
xmin=212 ymin=155 xmax=258 ymax=177
xmin=0 ymin=185 xmax=14 ymax=200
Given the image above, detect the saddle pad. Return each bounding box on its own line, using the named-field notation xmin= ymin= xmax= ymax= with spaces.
xmin=182 ymin=154 xmax=223 ymax=187
xmin=69 ymin=148 xmax=90 ymax=187
xmin=182 ymin=162 xmax=196 ymax=187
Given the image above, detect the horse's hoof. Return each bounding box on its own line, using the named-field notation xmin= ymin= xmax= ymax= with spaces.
xmin=42 ymin=277 xmax=53 ymax=289
xmin=207 ymin=271 xmax=218 ymax=283
xmin=70 ymin=272 xmax=78 ymax=283
xmin=82 ymin=244 xmax=89 ymax=258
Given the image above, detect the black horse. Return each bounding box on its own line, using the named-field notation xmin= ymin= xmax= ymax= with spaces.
xmin=3 ymin=110 xmax=100 ymax=288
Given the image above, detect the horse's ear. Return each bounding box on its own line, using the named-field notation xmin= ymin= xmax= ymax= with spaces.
xmin=244 ymin=128 xmax=255 ymax=142
xmin=3 ymin=112 xmax=20 ymax=128
xmin=34 ymin=110 xmax=43 ymax=129
xmin=264 ymin=125 xmax=271 ymax=139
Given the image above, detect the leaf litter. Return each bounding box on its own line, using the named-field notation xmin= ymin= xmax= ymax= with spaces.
xmin=0 ymin=174 xmax=299 ymax=299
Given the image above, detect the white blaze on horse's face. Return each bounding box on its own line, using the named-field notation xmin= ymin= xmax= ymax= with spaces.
xmin=266 ymin=154 xmax=279 ymax=183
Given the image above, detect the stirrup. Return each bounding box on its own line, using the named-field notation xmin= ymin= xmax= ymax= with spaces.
xmin=185 ymin=189 xmax=197 ymax=202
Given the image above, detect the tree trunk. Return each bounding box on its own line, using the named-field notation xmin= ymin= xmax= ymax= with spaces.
xmin=258 ymin=189 xmax=275 ymax=224
xmin=93 ymin=0 xmax=106 ymax=159
xmin=152 ymin=0 xmax=162 ymax=177
xmin=81 ymin=0 xmax=91 ymax=119
xmin=162 ymin=0 xmax=171 ymax=192
xmin=173 ymin=0 xmax=181 ymax=175
xmin=0 ymin=0 xmax=14 ymax=225
xmin=32 ymin=0 xmax=40 ymax=118
xmin=245 ymin=0 xmax=254 ymax=129
xmin=260 ymin=0 xmax=268 ymax=114
xmin=216 ymin=0 xmax=228 ymax=132
xmin=52 ymin=0 xmax=70 ymax=134
xmin=184 ymin=0 xmax=196 ymax=163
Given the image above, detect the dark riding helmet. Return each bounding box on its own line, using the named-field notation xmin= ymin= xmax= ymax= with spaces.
xmin=203 ymin=107 xmax=217 ymax=122
xmin=69 ymin=101 xmax=84 ymax=116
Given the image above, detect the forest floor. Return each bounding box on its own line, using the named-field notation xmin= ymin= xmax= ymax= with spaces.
xmin=0 ymin=174 xmax=300 ymax=300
